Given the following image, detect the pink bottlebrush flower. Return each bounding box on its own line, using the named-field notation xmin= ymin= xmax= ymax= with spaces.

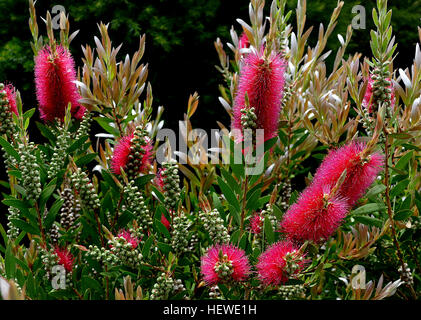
xmin=232 ymin=50 xmax=286 ymax=142
xmin=256 ymin=240 xmax=306 ymax=286
xmin=161 ymin=214 xmax=171 ymax=231
xmin=250 ymin=212 xmax=264 ymax=234
xmin=200 ymin=244 xmax=251 ymax=286
xmin=117 ymin=230 xmax=140 ymax=249
xmin=54 ymin=247 xmax=75 ymax=273
xmin=312 ymin=141 xmax=384 ymax=207
xmin=362 ymin=76 xmax=395 ymax=113
xmin=3 ymin=84 xmax=18 ymax=115
xmin=280 ymin=184 xmax=349 ymax=243
xmin=238 ymin=32 xmax=250 ymax=50
xmin=154 ymin=168 xmax=165 ymax=192
xmin=111 ymin=133 xmax=153 ymax=176
xmin=34 ymin=45 xmax=85 ymax=122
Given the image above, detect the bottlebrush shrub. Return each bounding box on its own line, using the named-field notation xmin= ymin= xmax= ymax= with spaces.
xmin=0 ymin=0 xmax=420 ymax=301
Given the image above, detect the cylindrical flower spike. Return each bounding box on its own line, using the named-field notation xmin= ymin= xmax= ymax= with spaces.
xmin=232 ymin=49 xmax=286 ymax=142
xmin=54 ymin=247 xmax=75 ymax=273
xmin=0 ymin=83 xmax=18 ymax=135
xmin=250 ymin=212 xmax=264 ymax=234
xmin=116 ymin=229 xmax=140 ymax=249
xmin=280 ymin=184 xmax=350 ymax=243
xmin=238 ymin=32 xmax=250 ymax=50
xmin=111 ymin=128 xmax=153 ymax=179
xmin=34 ymin=45 xmax=86 ymax=122
xmin=200 ymin=244 xmax=251 ymax=286
xmin=363 ymin=76 xmax=395 ymax=114
xmin=311 ymin=141 xmax=384 ymax=207
xmin=3 ymin=83 xmax=18 ymax=115
xmin=256 ymin=240 xmax=306 ymax=286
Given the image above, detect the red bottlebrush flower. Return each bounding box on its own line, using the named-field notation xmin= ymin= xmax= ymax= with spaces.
xmin=362 ymin=76 xmax=395 ymax=113
xmin=238 ymin=32 xmax=250 ymax=50
xmin=250 ymin=212 xmax=264 ymax=234
xmin=3 ymin=84 xmax=18 ymax=115
xmin=110 ymin=133 xmax=153 ymax=176
xmin=280 ymin=184 xmax=349 ymax=243
xmin=312 ymin=141 xmax=384 ymax=207
xmin=161 ymin=214 xmax=171 ymax=231
xmin=117 ymin=230 xmax=140 ymax=249
xmin=256 ymin=240 xmax=306 ymax=286
xmin=34 ymin=45 xmax=85 ymax=122
xmin=200 ymin=244 xmax=251 ymax=286
xmin=232 ymin=50 xmax=286 ymax=142
xmin=54 ymin=247 xmax=75 ymax=273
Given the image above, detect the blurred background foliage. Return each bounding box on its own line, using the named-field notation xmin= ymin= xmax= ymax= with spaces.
xmin=0 ymin=0 xmax=420 ymax=131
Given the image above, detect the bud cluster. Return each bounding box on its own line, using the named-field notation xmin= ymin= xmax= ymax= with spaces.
xmin=49 ymin=223 xmax=60 ymax=244
xmin=75 ymin=111 xmax=92 ymax=141
xmin=150 ymin=272 xmax=174 ymax=300
xmin=240 ymin=107 xmax=257 ymax=130
xmin=48 ymin=126 xmax=70 ymax=178
xmin=0 ymin=83 xmax=16 ymax=136
xmin=40 ymin=247 xmax=58 ymax=281
xmin=18 ymin=142 xmax=42 ymax=201
xmin=398 ymin=262 xmax=414 ymax=286
xmin=59 ymin=187 xmax=81 ymax=230
xmin=126 ymin=127 xmax=150 ymax=181
xmin=108 ymin=236 xmax=143 ymax=269
xmin=214 ymin=253 xmax=234 ymax=282
xmin=6 ymin=207 xmax=20 ymax=239
xmin=209 ymin=285 xmax=222 ymax=299
xmin=252 ymin=204 xmax=277 ymax=247
xmin=124 ymin=180 xmax=153 ymax=233
xmin=86 ymin=245 xmax=119 ymax=266
xmin=278 ymin=284 xmax=306 ymax=300
xmin=161 ymin=160 xmax=181 ymax=210
xmin=70 ymin=168 xmax=100 ymax=210
xmin=370 ymin=64 xmax=393 ymax=113
xmin=277 ymin=179 xmax=292 ymax=213
xmin=199 ymin=209 xmax=230 ymax=244
xmin=283 ymin=250 xmax=305 ymax=275
xmin=171 ymin=213 xmax=192 ymax=255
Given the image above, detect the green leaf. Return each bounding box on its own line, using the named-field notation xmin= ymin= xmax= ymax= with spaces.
xmin=44 ymin=198 xmax=64 ymax=230
xmin=5 ymin=244 xmax=16 ymax=278
xmin=67 ymin=135 xmax=89 ymax=153
xmin=94 ymin=117 xmax=120 ymax=136
xmin=36 ymin=121 xmax=56 ymax=143
xmin=352 ymin=203 xmax=386 ymax=215
xmin=9 ymin=219 xmax=40 ymax=235
xmin=394 ymin=210 xmax=412 ymax=221
xmin=217 ymin=176 xmax=240 ymax=212
xmin=365 ymin=184 xmax=386 ymax=199
xmin=156 ymin=220 xmax=171 ymax=239
xmin=75 ymin=153 xmax=97 ymax=166
xmin=82 ymin=276 xmax=103 ymax=293
xmin=101 ymin=170 xmax=119 ymax=192
xmin=142 ymin=235 xmax=155 ymax=258
xmin=220 ymin=167 xmax=241 ymax=195
xmin=157 ymin=242 xmax=171 ymax=255
xmin=0 ymin=223 xmax=8 ymax=247
xmin=0 ymin=137 xmax=20 ymax=162
xmin=135 ymin=174 xmax=155 ymax=189
xmin=395 ymin=151 xmax=413 ymax=171
xmin=39 ymin=180 xmax=57 ymax=212
xmin=390 ymin=179 xmax=409 ymax=198
xmin=246 ymin=187 xmax=261 ymax=211
xmin=264 ymin=217 xmax=275 ymax=244
xmin=353 ymin=216 xmax=383 ymax=228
